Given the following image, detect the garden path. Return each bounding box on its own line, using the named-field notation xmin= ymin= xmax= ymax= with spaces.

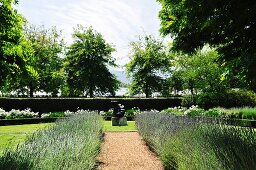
xmin=97 ymin=132 xmax=164 ymax=170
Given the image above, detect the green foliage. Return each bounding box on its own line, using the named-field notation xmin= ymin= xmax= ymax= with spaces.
xmin=8 ymin=24 xmax=65 ymax=97
xmin=124 ymin=107 xmax=140 ymax=117
xmin=197 ymin=89 xmax=256 ymax=109
xmin=100 ymin=109 xmax=113 ymax=117
xmin=181 ymin=95 xmax=195 ymax=107
xmin=136 ymin=112 xmax=256 ymax=170
xmin=126 ymin=35 xmax=171 ymax=97
xmin=171 ymin=46 xmax=227 ymax=98
xmin=157 ymin=0 xmax=256 ymax=92
xmin=239 ymin=107 xmax=256 ymax=120
xmin=0 ymin=111 xmax=103 ymax=170
xmin=164 ymin=71 xmax=183 ymax=96
xmin=0 ymin=0 xmax=28 ymax=88
xmin=65 ymin=25 xmax=120 ymax=97
xmin=213 ymin=107 xmax=256 ymax=120
xmin=162 ymin=106 xmax=185 ymax=116
xmin=184 ymin=105 xmax=204 ymax=116
xmin=161 ymin=125 xmax=256 ymax=170
xmin=204 ymin=108 xmax=222 ymax=117
xmin=44 ymin=112 xmax=65 ymax=118
xmin=161 ymin=105 xmax=256 ymax=121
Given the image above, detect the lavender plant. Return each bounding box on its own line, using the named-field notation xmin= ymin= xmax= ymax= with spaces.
xmin=0 ymin=111 xmax=103 ymax=170
xmin=136 ymin=112 xmax=256 ymax=170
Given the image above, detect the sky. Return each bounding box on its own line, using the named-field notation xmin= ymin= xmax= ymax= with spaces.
xmin=16 ymin=0 xmax=163 ymax=71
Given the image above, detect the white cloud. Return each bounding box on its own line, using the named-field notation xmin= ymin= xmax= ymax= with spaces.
xmin=17 ymin=0 xmax=162 ymax=70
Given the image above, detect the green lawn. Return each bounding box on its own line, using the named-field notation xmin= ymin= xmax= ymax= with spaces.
xmin=0 ymin=123 xmax=52 ymax=154
xmin=103 ymin=121 xmax=136 ymax=132
xmin=0 ymin=120 xmax=136 ymax=154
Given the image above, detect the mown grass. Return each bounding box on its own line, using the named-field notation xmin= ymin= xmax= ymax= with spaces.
xmin=0 ymin=123 xmax=52 ymax=154
xmin=0 ymin=134 xmax=27 ymax=153
xmin=103 ymin=121 xmax=136 ymax=132
xmin=0 ymin=111 xmax=103 ymax=170
xmin=0 ymin=123 xmax=52 ymax=133
xmin=136 ymin=112 xmax=256 ymax=170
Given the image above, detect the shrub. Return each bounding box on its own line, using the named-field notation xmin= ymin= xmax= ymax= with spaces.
xmin=181 ymin=95 xmax=196 ymax=107
xmin=0 ymin=109 xmax=39 ymax=119
xmin=238 ymin=107 xmax=256 ymax=120
xmin=161 ymin=106 xmax=186 ymax=116
xmin=184 ymin=105 xmax=204 ymax=116
xmin=136 ymin=112 xmax=256 ymax=170
xmin=0 ymin=108 xmax=6 ymax=119
xmin=0 ymin=98 xmax=181 ymax=113
xmin=196 ymin=91 xmax=225 ymax=109
xmin=124 ymin=107 xmax=140 ymax=117
xmin=210 ymin=107 xmax=256 ymax=120
xmin=0 ymin=111 xmax=103 ymax=170
xmin=42 ymin=112 xmax=65 ymax=118
xmin=101 ymin=109 xmax=113 ymax=117
xmin=197 ymin=89 xmax=256 ymax=109
xmin=204 ymin=108 xmax=222 ymax=117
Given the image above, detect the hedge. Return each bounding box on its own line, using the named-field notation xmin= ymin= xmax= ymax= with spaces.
xmin=103 ymin=116 xmax=134 ymax=121
xmin=0 ymin=98 xmax=181 ymax=114
xmin=0 ymin=118 xmax=61 ymax=126
xmin=196 ymin=89 xmax=256 ymax=109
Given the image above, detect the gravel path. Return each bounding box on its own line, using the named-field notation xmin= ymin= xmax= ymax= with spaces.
xmin=97 ymin=132 xmax=164 ymax=170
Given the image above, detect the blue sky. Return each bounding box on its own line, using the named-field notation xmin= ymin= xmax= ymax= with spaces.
xmin=17 ymin=0 xmax=162 ymax=70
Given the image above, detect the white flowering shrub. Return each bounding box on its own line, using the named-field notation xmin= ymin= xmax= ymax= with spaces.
xmin=64 ymin=110 xmax=74 ymax=117
xmin=125 ymin=107 xmax=141 ymax=117
xmin=0 ymin=108 xmax=39 ymax=119
xmin=161 ymin=106 xmax=187 ymax=116
xmin=184 ymin=105 xmax=205 ymax=116
xmin=100 ymin=109 xmax=113 ymax=117
xmin=0 ymin=108 xmax=6 ymax=119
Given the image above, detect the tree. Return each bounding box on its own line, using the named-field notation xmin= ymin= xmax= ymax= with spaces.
xmin=126 ymin=35 xmax=170 ymax=97
xmin=65 ymin=25 xmax=120 ymax=97
xmin=157 ymin=0 xmax=256 ymax=91
xmin=165 ymin=71 xmax=184 ymax=96
xmin=172 ymin=46 xmax=227 ymax=100
xmin=0 ymin=0 xmax=27 ymax=87
xmin=9 ymin=25 xmax=65 ymax=97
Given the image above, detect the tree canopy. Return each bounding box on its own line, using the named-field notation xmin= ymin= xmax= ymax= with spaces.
xmin=6 ymin=25 xmax=65 ymax=97
xmin=157 ymin=0 xmax=256 ymax=91
xmin=126 ymin=35 xmax=170 ymax=97
xmin=0 ymin=0 xmax=27 ymax=87
xmin=65 ymin=25 xmax=120 ymax=97
xmin=172 ymin=47 xmax=227 ymax=96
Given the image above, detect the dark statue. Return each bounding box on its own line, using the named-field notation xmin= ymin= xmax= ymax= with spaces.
xmin=112 ymin=101 xmax=125 ymax=117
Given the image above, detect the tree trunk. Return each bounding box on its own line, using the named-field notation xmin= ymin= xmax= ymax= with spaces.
xmin=89 ymin=86 xmax=93 ymax=98
xmin=145 ymin=83 xmax=149 ymax=98
xmin=29 ymin=84 xmax=34 ymax=98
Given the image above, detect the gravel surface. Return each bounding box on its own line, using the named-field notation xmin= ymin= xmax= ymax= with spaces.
xmin=97 ymin=132 xmax=164 ymax=170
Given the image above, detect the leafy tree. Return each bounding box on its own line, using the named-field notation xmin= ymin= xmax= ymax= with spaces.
xmin=126 ymin=35 xmax=170 ymax=97
xmin=9 ymin=25 xmax=65 ymax=97
xmin=0 ymin=0 xmax=27 ymax=87
xmin=157 ymin=0 xmax=256 ymax=91
xmin=172 ymin=46 xmax=227 ymax=100
xmin=164 ymin=71 xmax=184 ymax=96
xmin=65 ymin=25 xmax=120 ymax=97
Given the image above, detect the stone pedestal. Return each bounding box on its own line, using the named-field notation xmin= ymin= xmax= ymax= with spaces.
xmin=112 ymin=117 xmax=127 ymax=126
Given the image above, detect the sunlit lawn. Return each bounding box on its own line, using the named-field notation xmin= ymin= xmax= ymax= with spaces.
xmin=103 ymin=121 xmax=136 ymax=132
xmin=0 ymin=123 xmax=52 ymax=154
xmin=0 ymin=120 xmax=137 ymax=154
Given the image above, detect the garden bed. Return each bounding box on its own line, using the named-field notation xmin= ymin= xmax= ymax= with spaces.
xmin=136 ymin=112 xmax=256 ymax=170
